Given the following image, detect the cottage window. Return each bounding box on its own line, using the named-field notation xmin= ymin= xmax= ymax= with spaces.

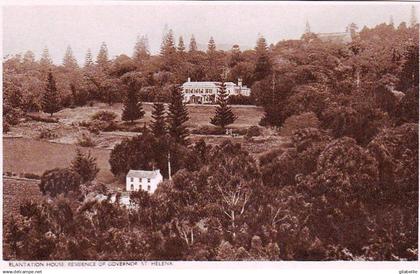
xmin=139 ymin=184 xmax=142 ymax=190
xmin=130 ymin=177 xmax=133 ymax=182
xmin=147 ymin=185 xmax=151 ymax=191
xmin=130 ymin=184 xmax=134 ymax=191
xmin=147 ymin=178 xmax=151 ymax=183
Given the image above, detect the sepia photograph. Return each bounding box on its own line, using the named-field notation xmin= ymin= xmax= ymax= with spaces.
xmin=1 ymin=0 xmax=419 ymax=271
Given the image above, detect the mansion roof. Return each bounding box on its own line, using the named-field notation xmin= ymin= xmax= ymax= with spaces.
xmin=182 ymin=81 xmax=237 ymax=88
xmin=316 ymin=32 xmax=352 ymax=44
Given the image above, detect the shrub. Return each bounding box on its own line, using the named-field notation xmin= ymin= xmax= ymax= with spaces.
xmin=231 ymin=128 xmax=248 ymax=136
xmin=91 ymin=110 xmax=117 ymax=122
xmin=23 ymin=173 xmax=41 ymax=180
xmin=228 ymin=95 xmax=255 ymax=105
xmin=245 ymin=126 xmax=261 ymax=138
xmin=38 ymin=128 xmax=58 ymax=139
xmin=117 ymin=123 xmax=146 ymax=132
xmin=4 ymin=104 xmax=23 ymax=126
xmin=84 ymin=111 xmax=119 ymax=134
xmin=72 ymin=88 xmax=89 ymax=107
xmin=26 ymin=113 xmax=59 ymax=123
xmin=61 ymin=93 xmax=73 ymax=108
xmin=39 ymin=168 xmax=83 ymax=197
xmin=191 ymin=125 xmax=225 ymax=135
xmin=87 ymin=121 xmax=103 ymax=135
xmin=78 ymin=120 xmax=91 ymax=128
xmin=89 ymin=120 xmax=119 ymax=133
xmin=77 ymin=132 xmax=96 ymax=147
xmin=130 ymin=126 xmax=146 ymax=132
xmin=279 ymin=112 xmax=320 ymax=136
xmin=3 ymin=121 xmax=10 ymax=133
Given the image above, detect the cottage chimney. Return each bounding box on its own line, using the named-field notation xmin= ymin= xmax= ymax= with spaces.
xmin=238 ymin=78 xmax=243 ymax=87
xmin=187 ymin=77 xmax=191 ymax=82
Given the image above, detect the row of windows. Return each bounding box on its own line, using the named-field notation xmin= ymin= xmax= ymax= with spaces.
xmin=183 ymin=88 xmax=216 ymax=94
xmin=130 ymin=184 xmax=151 ymax=191
xmin=130 ymin=177 xmax=151 ymax=183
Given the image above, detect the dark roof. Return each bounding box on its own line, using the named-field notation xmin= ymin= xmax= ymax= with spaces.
xmin=127 ymin=169 xmax=161 ymax=179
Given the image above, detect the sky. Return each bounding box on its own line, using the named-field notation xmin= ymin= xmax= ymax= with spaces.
xmin=2 ymin=1 xmax=417 ymax=65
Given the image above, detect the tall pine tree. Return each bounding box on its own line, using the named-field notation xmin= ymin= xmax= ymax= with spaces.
xmin=122 ymin=86 xmax=145 ymax=123
xmin=254 ymin=35 xmax=272 ymax=81
xmin=207 ymin=36 xmax=217 ymax=54
xmin=39 ymin=47 xmax=53 ymax=76
xmin=40 ymin=47 xmax=53 ymax=67
xmin=160 ymin=29 xmax=177 ymax=71
xmin=96 ymin=42 xmax=109 ymax=71
xmin=167 ymin=86 xmax=189 ymax=145
xmin=71 ymin=149 xmax=99 ymax=183
xmin=63 ymin=45 xmax=79 ymax=70
xmin=84 ymin=48 xmax=94 ymax=69
xmin=150 ymin=102 xmax=167 ymax=138
xmin=42 ymin=71 xmax=62 ymax=116
xmin=133 ymin=35 xmax=150 ymax=63
xmin=177 ymin=36 xmax=186 ymax=53
xmin=210 ymin=82 xmax=237 ymax=129
xmin=189 ymin=35 xmax=198 ymax=52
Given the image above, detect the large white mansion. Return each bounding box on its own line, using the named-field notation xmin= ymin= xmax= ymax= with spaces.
xmin=181 ymin=78 xmax=251 ymax=104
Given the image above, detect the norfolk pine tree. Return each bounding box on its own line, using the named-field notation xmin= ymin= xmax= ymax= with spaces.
xmin=150 ymin=102 xmax=167 ymax=138
xmin=254 ymin=35 xmax=272 ymax=82
xmin=122 ymin=86 xmax=145 ymax=124
xmin=167 ymin=86 xmax=189 ymax=145
xmin=160 ymin=29 xmax=177 ymax=71
xmin=71 ymin=149 xmax=99 ymax=183
xmin=133 ymin=35 xmax=150 ymax=64
xmin=39 ymin=47 xmax=53 ymax=76
xmin=210 ymin=82 xmax=237 ymax=130
xmin=62 ymin=46 xmax=79 ymax=70
xmin=177 ymin=36 xmax=186 ymax=53
xmin=42 ymin=71 xmax=62 ymax=116
xmin=96 ymin=42 xmax=110 ymax=71
xmin=189 ymin=35 xmax=198 ymax=52
xmin=84 ymin=49 xmax=94 ymax=68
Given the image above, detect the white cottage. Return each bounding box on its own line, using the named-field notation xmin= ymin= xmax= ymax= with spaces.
xmin=126 ymin=169 xmax=163 ymax=194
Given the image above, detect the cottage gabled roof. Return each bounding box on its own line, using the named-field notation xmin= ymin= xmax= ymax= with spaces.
xmin=127 ymin=169 xmax=161 ymax=179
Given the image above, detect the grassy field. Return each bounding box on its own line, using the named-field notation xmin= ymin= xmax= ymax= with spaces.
xmin=56 ymin=103 xmax=265 ymax=129
xmin=3 ymin=138 xmax=113 ymax=183
xmin=184 ymin=104 xmax=264 ymax=128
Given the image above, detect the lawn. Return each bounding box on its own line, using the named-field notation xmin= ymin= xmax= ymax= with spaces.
xmin=3 ymin=138 xmax=113 ymax=183
xmin=184 ymin=104 xmax=264 ymax=128
xmin=56 ymin=102 xmax=265 ymax=129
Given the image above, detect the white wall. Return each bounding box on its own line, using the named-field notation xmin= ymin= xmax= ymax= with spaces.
xmin=126 ymin=174 xmax=163 ymax=194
